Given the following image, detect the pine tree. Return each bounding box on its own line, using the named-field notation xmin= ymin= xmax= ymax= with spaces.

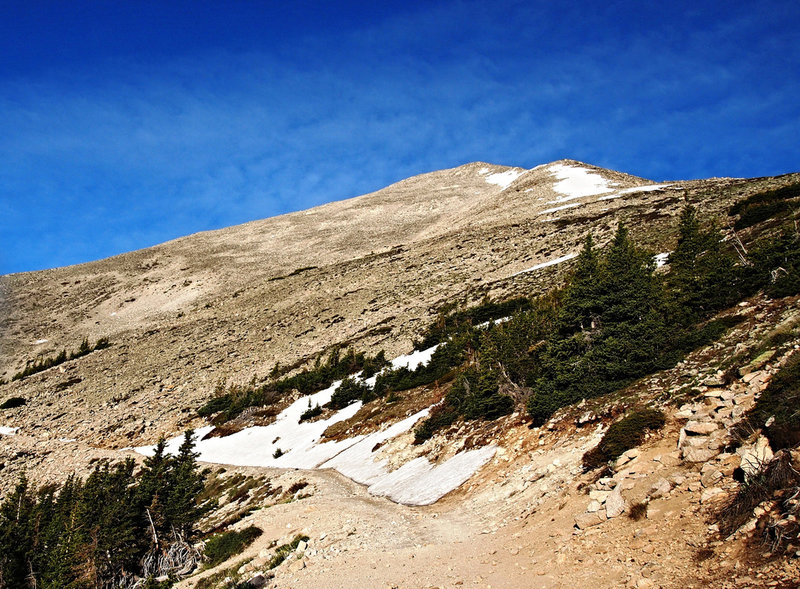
xmin=557 ymin=233 xmax=601 ymax=335
xmin=0 ymin=476 xmax=36 ymax=588
xmin=667 ymin=204 xmax=737 ymax=322
xmin=165 ymin=430 xmax=208 ymax=539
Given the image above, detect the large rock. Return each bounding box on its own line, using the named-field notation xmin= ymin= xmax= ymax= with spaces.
xmin=648 ymin=478 xmax=672 ymax=499
xmin=684 ymin=420 xmax=719 ymax=435
xmin=738 ymin=435 xmax=774 ymax=476
xmin=575 ymin=510 xmax=607 ymax=529
xmin=682 ymin=446 xmax=721 ymax=463
xmin=247 ymin=574 xmax=268 ymax=588
xmin=606 ymin=486 xmax=627 ymax=518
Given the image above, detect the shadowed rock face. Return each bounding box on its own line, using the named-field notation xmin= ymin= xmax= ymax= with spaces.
xmin=0 ymin=159 xmax=793 ymax=456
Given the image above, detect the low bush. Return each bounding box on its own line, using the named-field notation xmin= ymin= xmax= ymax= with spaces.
xmin=738 ymin=352 xmax=800 ymax=450
xmin=327 ymin=377 xmax=373 ymax=410
xmin=729 ymin=182 xmax=800 ymax=231
xmin=717 ymin=450 xmax=800 ymax=538
xmin=299 ymin=404 xmax=323 ymax=422
xmin=628 ymin=501 xmax=649 ymax=521
xmin=414 ymin=296 xmax=532 ymax=350
xmin=12 ymin=337 xmax=110 ymax=381
xmin=266 ymin=534 xmax=310 ymax=570
xmin=204 ymin=526 xmax=263 ymax=568
xmin=413 ymin=403 xmax=459 ymax=444
xmin=0 ymin=397 xmax=26 ymax=409
xmin=374 ymin=340 xmax=464 ymax=395
xmin=582 ymin=408 xmax=665 ymax=471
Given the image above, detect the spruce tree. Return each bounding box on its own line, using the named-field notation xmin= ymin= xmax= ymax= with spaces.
xmin=165 ymin=430 xmax=208 ymax=539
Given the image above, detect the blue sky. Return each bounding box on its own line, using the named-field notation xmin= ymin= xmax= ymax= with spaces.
xmin=1 ymin=1 xmax=799 ymax=274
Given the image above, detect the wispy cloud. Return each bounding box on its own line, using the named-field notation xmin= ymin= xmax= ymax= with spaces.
xmin=1 ymin=0 xmax=798 ymax=273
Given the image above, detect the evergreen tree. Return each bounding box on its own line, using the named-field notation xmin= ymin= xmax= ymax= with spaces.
xmin=136 ymin=438 xmax=173 ymax=544
xmin=0 ymin=476 xmax=36 ymax=588
xmin=557 ymin=233 xmax=601 ymax=335
xmin=667 ymin=204 xmax=737 ymax=322
xmin=164 ymin=430 xmax=208 ymax=538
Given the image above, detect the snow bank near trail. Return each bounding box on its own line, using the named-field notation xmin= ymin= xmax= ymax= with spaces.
xmin=368 ymin=445 xmax=496 ymax=506
xmin=0 ymin=426 xmax=19 ymax=436
xmin=135 ymin=344 xmax=495 ymax=505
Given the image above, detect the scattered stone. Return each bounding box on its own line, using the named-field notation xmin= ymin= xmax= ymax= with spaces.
xmin=586 ymin=500 xmax=603 ymax=513
xmin=740 ymin=351 xmax=776 ymax=377
xmin=738 ymin=436 xmax=774 ymax=476
xmin=589 ymin=490 xmax=611 ymax=503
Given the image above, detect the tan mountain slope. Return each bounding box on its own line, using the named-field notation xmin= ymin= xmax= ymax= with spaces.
xmin=0 ymin=160 xmax=780 ymax=456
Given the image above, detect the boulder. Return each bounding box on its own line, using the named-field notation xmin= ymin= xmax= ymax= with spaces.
xmin=738 ymin=436 xmax=774 ymax=477
xmin=247 ymin=574 xmax=268 ymax=588
xmin=575 ymin=510 xmax=607 ymax=529
xmin=682 ymin=446 xmax=721 ymax=463
xmin=606 ymin=486 xmax=627 ymax=518
xmin=648 ymin=478 xmax=672 ymax=499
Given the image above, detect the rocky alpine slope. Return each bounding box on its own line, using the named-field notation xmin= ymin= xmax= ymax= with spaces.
xmin=2 ymin=159 xmax=800 ymax=588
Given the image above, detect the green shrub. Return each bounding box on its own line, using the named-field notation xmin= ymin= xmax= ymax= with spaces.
xmin=414 ymin=296 xmax=532 ymax=350
xmin=738 ymin=352 xmax=800 ymax=450
xmin=327 ymin=377 xmax=372 ymax=409
xmin=729 ymin=182 xmax=800 ymax=230
xmin=374 ymin=340 xmax=464 ymax=395
xmin=12 ymin=337 xmax=110 ymax=381
xmin=266 ymin=534 xmax=309 ymax=570
xmin=204 ymin=526 xmax=263 ymax=568
xmin=582 ymin=408 xmax=665 ymax=471
xmin=413 ymin=404 xmax=459 ymax=444
xmin=299 ymin=404 xmax=323 ymax=422
xmin=0 ymin=397 xmax=26 ymax=409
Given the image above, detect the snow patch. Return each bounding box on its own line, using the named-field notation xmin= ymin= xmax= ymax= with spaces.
xmin=597 ymin=183 xmax=674 ymax=201
xmin=34 ymin=339 xmax=48 ymax=344
xmin=512 ymin=253 xmax=578 ymax=277
xmin=476 ymin=316 xmax=511 ymax=330
xmin=485 ymin=169 xmax=524 ymax=189
xmin=548 ymin=163 xmax=615 ymax=201
xmin=540 ymin=202 xmax=582 ymax=215
xmin=654 ymin=253 xmax=671 ymax=268
xmin=0 ymin=426 xmax=19 ymax=436
xmin=618 ymin=183 xmax=673 ymax=195
xmin=390 ymin=345 xmax=439 ymax=371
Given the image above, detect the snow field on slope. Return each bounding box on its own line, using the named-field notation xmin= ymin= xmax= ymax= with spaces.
xmin=0 ymin=426 xmax=19 ymax=435
xmin=484 ymin=169 xmax=524 ymax=189
xmin=547 ymin=163 xmax=616 ymax=200
xmin=597 ymin=183 xmax=674 ymax=201
xmin=512 ymin=252 xmax=578 ymax=277
xmin=136 ymin=344 xmax=495 ymax=505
